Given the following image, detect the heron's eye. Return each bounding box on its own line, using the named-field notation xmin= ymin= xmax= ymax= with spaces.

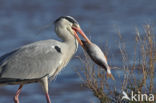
xmin=72 ymin=23 xmax=78 ymax=28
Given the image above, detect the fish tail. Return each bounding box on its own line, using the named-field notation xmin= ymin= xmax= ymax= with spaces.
xmin=106 ymin=73 xmax=115 ymax=80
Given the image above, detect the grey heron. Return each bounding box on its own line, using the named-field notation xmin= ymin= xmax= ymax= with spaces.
xmin=0 ymin=16 xmax=91 ymax=103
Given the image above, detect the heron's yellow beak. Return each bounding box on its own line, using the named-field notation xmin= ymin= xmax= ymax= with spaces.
xmin=72 ymin=26 xmax=91 ymax=47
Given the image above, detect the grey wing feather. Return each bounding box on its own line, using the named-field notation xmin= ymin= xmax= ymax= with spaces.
xmin=0 ymin=49 xmax=18 ymax=65
xmin=0 ymin=40 xmax=63 ymax=80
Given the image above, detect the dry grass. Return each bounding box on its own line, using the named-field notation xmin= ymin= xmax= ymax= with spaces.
xmin=77 ymin=24 xmax=156 ymax=103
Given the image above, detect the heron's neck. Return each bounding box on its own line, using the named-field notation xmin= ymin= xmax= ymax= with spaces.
xmin=62 ymin=34 xmax=78 ymax=52
xmin=55 ymin=27 xmax=78 ymax=47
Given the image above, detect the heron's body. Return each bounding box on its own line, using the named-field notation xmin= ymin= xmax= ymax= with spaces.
xmin=0 ymin=16 xmax=88 ymax=103
xmin=0 ymin=39 xmax=78 ymax=85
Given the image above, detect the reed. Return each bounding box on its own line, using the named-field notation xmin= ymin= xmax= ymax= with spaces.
xmin=78 ymin=24 xmax=156 ymax=103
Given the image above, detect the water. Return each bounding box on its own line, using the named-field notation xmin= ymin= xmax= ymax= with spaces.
xmin=0 ymin=0 xmax=156 ymax=103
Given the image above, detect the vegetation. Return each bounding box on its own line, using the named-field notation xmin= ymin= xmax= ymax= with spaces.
xmin=78 ymin=25 xmax=156 ymax=103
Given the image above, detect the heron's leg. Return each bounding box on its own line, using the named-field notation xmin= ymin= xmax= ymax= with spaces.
xmin=40 ymin=76 xmax=51 ymax=103
xmin=45 ymin=93 xmax=51 ymax=103
xmin=14 ymin=84 xmax=23 ymax=103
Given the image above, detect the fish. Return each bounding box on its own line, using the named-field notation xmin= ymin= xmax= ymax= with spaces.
xmin=81 ymin=40 xmax=115 ymax=80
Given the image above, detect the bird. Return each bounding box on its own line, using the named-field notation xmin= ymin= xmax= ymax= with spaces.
xmin=81 ymin=40 xmax=115 ymax=80
xmin=0 ymin=16 xmax=91 ymax=103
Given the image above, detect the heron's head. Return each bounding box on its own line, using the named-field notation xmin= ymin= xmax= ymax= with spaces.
xmin=54 ymin=16 xmax=91 ymax=47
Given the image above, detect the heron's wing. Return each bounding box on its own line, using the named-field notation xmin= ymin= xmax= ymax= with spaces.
xmin=0 ymin=49 xmax=18 ymax=65
xmin=0 ymin=40 xmax=63 ymax=79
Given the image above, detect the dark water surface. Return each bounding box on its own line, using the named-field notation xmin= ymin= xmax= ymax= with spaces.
xmin=0 ymin=0 xmax=156 ymax=103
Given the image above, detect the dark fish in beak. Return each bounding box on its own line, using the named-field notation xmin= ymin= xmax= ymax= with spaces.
xmin=81 ymin=40 xmax=115 ymax=80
